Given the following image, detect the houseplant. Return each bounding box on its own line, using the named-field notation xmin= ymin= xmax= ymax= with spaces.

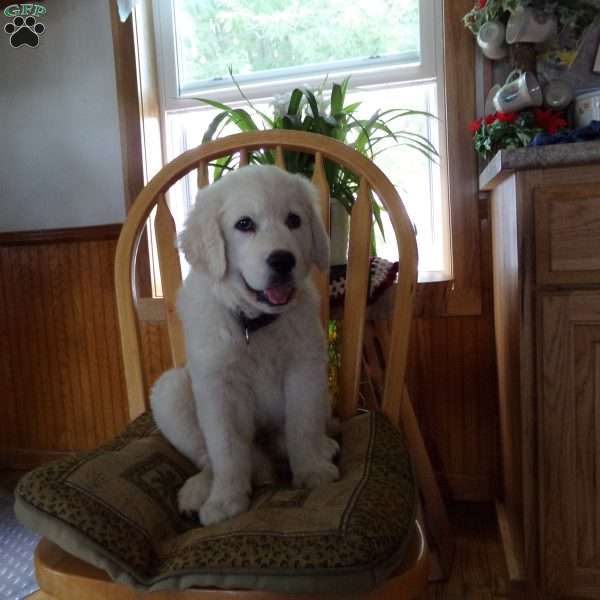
xmin=469 ymin=107 xmax=567 ymax=159
xmin=194 ymin=74 xmax=438 ymax=260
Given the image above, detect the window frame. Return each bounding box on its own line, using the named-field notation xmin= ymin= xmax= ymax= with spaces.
xmin=129 ymin=0 xmax=488 ymax=313
xmin=152 ymin=0 xmax=440 ymax=110
xmin=151 ymin=0 xmax=450 ymax=280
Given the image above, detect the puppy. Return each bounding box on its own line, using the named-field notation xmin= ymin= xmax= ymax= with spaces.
xmin=151 ymin=165 xmax=339 ymax=526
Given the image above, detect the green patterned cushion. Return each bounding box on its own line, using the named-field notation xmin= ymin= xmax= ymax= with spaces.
xmin=15 ymin=410 xmax=416 ymax=595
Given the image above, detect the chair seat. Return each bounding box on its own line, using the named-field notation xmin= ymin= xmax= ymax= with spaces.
xmin=15 ymin=411 xmax=416 ymax=596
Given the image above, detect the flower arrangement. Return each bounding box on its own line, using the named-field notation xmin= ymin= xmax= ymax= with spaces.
xmin=469 ymin=108 xmax=567 ymax=159
xmin=464 ymin=0 xmax=599 ymax=40
xmin=194 ymin=74 xmax=438 ymax=231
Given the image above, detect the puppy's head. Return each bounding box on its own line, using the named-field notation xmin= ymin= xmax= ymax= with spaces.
xmin=179 ymin=164 xmax=329 ymax=314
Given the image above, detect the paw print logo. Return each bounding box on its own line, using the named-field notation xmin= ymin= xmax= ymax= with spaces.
xmin=4 ymin=15 xmax=45 ymax=48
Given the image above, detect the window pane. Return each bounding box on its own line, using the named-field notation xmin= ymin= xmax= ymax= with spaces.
xmin=345 ymin=84 xmax=444 ymax=272
xmin=164 ymin=81 xmax=444 ymax=274
xmin=173 ymin=0 xmax=421 ymax=92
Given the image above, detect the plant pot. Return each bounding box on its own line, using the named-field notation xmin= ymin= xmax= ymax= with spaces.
xmin=330 ymin=199 xmax=349 ymax=266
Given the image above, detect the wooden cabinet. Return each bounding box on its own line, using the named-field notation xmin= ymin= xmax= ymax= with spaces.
xmin=540 ymin=292 xmax=600 ymax=598
xmin=484 ymin=164 xmax=600 ymax=599
xmin=535 ymin=186 xmax=600 ymax=285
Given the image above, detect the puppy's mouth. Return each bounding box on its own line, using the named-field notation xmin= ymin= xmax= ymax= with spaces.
xmin=242 ymin=277 xmax=296 ymax=307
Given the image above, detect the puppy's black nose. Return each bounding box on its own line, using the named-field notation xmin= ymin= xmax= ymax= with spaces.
xmin=266 ymin=250 xmax=296 ymax=275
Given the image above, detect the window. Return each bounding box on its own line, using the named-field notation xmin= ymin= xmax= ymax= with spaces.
xmin=150 ymin=0 xmax=448 ymax=284
xmin=173 ymin=0 xmax=421 ymax=95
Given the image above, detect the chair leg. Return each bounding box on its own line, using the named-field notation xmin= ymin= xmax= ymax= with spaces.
xmin=401 ymin=386 xmax=454 ymax=579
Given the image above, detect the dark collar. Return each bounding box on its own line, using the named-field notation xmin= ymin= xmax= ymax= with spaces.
xmin=239 ymin=311 xmax=279 ymax=343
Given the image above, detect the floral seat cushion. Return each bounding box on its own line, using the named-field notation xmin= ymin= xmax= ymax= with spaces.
xmin=15 ymin=410 xmax=416 ymax=595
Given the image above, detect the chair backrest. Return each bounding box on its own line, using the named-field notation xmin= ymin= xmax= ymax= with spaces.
xmin=115 ymin=130 xmax=417 ymax=425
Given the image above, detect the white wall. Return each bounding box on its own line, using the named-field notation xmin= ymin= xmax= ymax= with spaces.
xmin=0 ymin=0 xmax=126 ymax=231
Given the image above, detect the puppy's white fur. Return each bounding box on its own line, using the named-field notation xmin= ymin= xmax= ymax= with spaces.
xmin=151 ymin=165 xmax=338 ymax=526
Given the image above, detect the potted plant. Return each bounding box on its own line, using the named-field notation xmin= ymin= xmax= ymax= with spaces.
xmin=194 ymin=75 xmax=438 ymax=262
xmin=469 ymin=107 xmax=567 ymax=159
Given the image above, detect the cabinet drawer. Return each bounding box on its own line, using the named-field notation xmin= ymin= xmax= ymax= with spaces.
xmin=535 ymin=184 xmax=600 ymax=285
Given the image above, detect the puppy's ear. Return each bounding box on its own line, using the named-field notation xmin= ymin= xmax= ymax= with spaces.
xmin=178 ymin=187 xmax=227 ymax=279
xmin=297 ymin=176 xmax=330 ymax=272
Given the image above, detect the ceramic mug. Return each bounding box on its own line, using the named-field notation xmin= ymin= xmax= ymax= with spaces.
xmin=493 ymin=69 xmax=543 ymax=113
xmin=485 ymin=84 xmax=501 ymax=116
xmin=477 ymin=21 xmax=508 ymax=60
xmin=543 ymin=80 xmax=574 ymax=110
xmin=506 ymin=7 xmax=557 ymax=44
xmin=575 ymin=89 xmax=600 ymax=128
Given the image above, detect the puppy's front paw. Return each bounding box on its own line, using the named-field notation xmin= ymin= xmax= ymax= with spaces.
xmin=293 ymin=460 xmax=339 ymax=489
xmin=322 ymin=436 xmax=340 ymax=461
xmin=200 ymin=494 xmax=249 ymax=526
xmin=178 ymin=471 xmax=212 ymax=518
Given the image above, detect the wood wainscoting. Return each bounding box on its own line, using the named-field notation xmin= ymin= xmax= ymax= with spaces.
xmin=0 ymin=224 xmax=169 ymax=468
xmin=408 ymin=206 xmax=498 ymax=501
xmin=0 ymin=222 xmax=497 ymax=499
xmin=0 ymin=225 xmax=128 ymax=467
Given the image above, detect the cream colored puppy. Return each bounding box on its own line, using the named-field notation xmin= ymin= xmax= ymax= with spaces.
xmin=151 ymin=165 xmax=339 ymax=526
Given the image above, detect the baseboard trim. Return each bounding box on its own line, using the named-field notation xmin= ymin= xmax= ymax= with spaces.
xmin=0 ymin=448 xmax=77 ymax=470
xmin=0 ymin=224 xmax=122 ymax=246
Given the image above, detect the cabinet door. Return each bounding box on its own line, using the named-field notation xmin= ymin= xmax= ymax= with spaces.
xmin=540 ymin=293 xmax=600 ymax=598
xmin=535 ymin=184 xmax=600 ymax=286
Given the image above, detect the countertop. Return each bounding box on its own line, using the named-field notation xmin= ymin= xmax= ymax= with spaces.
xmin=479 ymin=140 xmax=600 ymax=190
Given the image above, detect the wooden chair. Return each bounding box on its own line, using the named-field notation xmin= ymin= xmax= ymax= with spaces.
xmin=34 ymin=130 xmax=451 ymax=599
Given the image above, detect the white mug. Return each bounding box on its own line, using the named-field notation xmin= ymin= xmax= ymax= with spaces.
xmin=477 ymin=21 xmax=508 ymax=60
xmin=494 ymin=70 xmax=543 ymax=113
xmin=575 ymin=89 xmax=600 ymax=128
xmin=506 ymin=7 xmax=557 ymax=44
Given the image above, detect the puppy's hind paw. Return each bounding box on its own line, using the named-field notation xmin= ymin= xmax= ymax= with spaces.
xmin=200 ymin=494 xmax=249 ymax=526
xmin=177 ymin=471 xmax=212 ymax=518
xmin=293 ymin=461 xmax=339 ymax=490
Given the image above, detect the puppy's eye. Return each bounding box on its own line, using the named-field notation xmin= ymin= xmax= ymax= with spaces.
xmin=285 ymin=213 xmax=301 ymax=229
xmin=235 ymin=217 xmax=256 ymax=233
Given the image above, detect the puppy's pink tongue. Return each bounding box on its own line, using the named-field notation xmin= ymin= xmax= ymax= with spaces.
xmin=264 ymin=284 xmax=294 ymax=305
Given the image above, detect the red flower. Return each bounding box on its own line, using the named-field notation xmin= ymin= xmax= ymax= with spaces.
xmin=469 ymin=118 xmax=483 ymax=133
xmin=533 ymin=108 xmax=567 ymax=135
xmin=470 ymin=112 xmax=509 ymax=133
xmin=495 ymin=112 xmax=517 ymax=123
xmin=479 ymin=0 xmax=487 ymax=7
